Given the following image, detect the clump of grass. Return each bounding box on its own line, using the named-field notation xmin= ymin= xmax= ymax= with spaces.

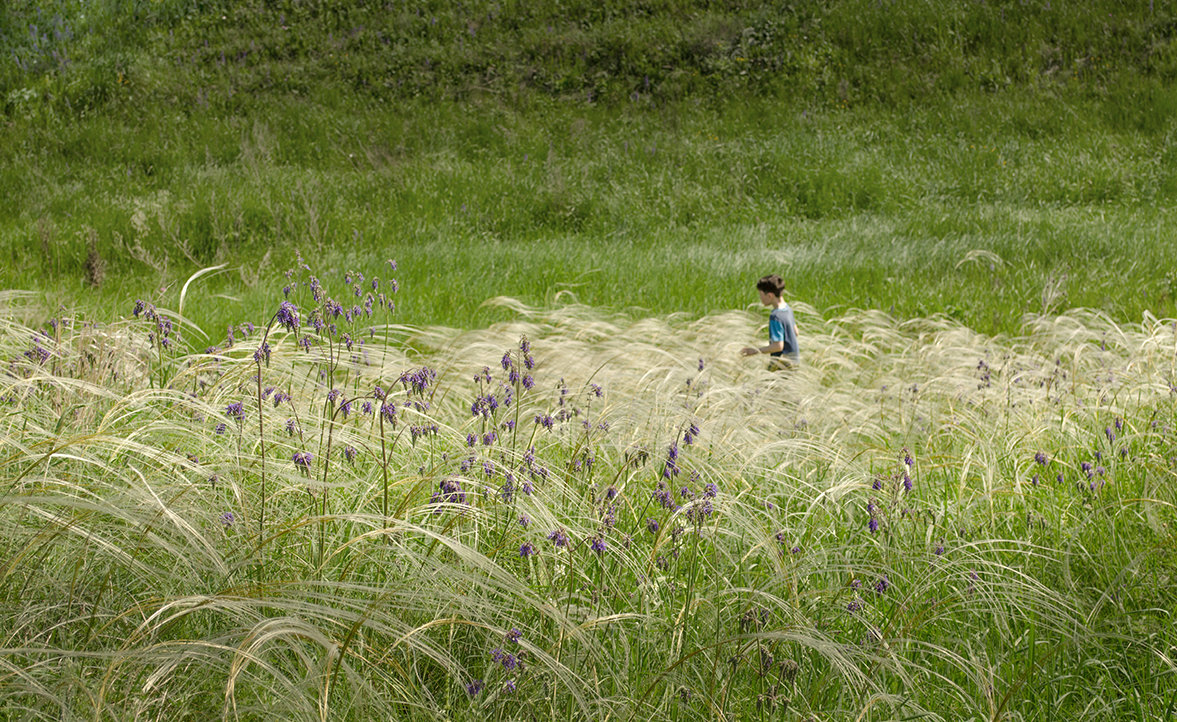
xmin=0 ymin=269 xmax=1175 ymax=720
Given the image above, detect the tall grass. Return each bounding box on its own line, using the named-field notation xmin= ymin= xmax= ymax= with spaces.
xmin=1 ymin=264 xmax=1174 ymax=719
xmin=3 ymin=90 xmax=1177 ymax=337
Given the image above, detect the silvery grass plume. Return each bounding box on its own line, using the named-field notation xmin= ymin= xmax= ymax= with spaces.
xmin=0 ymin=290 xmax=1174 ymax=720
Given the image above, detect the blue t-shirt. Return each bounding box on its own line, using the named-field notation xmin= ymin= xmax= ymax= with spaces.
xmin=768 ymin=305 xmax=799 ymax=360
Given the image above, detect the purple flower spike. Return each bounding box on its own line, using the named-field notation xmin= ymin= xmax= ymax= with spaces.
xmin=276 ymin=301 xmax=300 ymax=331
xmin=547 ymin=529 xmax=569 ymax=548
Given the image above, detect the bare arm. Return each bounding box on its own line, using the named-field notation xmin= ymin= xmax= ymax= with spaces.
xmin=741 ymin=341 xmax=784 ymax=357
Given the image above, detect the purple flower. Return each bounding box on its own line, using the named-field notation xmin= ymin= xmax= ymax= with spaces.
xmin=874 ymin=574 xmax=890 ymax=594
xmin=343 ymin=445 xmax=357 ymax=463
xmin=501 ymin=352 xmax=513 ymax=370
xmin=547 ymin=529 xmax=569 ymax=548
xmin=220 ymin=511 xmax=235 ymax=527
xmin=225 ymin=402 xmax=245 ymax=422
xmin=590 ymin=536 xmax=607 ymax=555
xmin=293 ymin=451 xmax=313 ymax=473
xmin=285 ymin=418 xmax=296 ymax=435
xmin=518 ymin=514 xmax=531 ymax=528
xmin=506 ymin=627 xmax=523 ymax=643
xmin=1034 ymin=451 xmax=1048 ymax=466
xmin=465 ymin=679 xmax=483 ymax=696
xmin=253 ymin=342 xmax=271 ymax=364
xmin=868 ymin=517 xmax=879 ymax=534
xmin=276 ymin=301 xmax=300 ymax=331
xmin=698 ymin=358 xmax=705 ymax=371
xmin=646 ymin=518 xmax=659 ymax=534
xmin=519 ymin=542 xmax=536 ymax=558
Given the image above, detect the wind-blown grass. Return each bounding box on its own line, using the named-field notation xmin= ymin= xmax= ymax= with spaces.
xmin=1 ymin=273 xmax=1175 ymax=720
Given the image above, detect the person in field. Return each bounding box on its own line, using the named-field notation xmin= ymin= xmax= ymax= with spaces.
xmin=740 ymin=274 xmax=799 ymax=370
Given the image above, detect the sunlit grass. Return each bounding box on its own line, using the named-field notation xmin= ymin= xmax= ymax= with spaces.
xmin=2 ymin=277 xmax=1174 ymax=720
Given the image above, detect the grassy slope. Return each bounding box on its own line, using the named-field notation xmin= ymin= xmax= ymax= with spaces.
xmin=2 ymin=0 xmax=1177 ymax=337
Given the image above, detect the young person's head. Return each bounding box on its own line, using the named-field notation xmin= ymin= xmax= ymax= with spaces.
xmin=756 ymin=274 xmax=785 ymax=305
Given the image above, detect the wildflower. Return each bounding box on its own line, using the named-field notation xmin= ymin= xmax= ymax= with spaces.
xmin=1035 ymin=451 xmax=1048 ymax=466
xmin=214 ymin=422 xmax=227 ymax=435
xmin=465 ymin=679 xmax=483 ymax=696
xmin=547 ymin=529 xmax=569 ymax=548
xmin=506 ymin=627 xmax=522 ymax=643
xmin=253 ymin=342 xmax=271 ymax=364
xmin=646 ymin=518 xmax=659 ymax=534
xmin=591 ymin=383 xmax=603 ymax=397
xmin=225 ymin=402 xmax=245 ymax=422
xmin=519 ymin=542 xmax=536 ymax=558
xmin=220 ymin=511 xmax=235 ymax=527
xmin=518 ymin=514 xmax=531 ymax=528
xmin=343 ymin=445 xmax=357 ymax=463
xmin=698 ymin=358 xmax=705 ymax=371
xmin=868 ymin=517 xmax=879 ymax=534
xmin=276 ymin=301 xmax=300 ymax=331
xmin=501 ymin=352 xmax=512 ymax=370
xmin=874 ymin=574 xmax=890 ymax=594
xmin=285 ymin=418 xmax=296 ymax=435
xmin=590 ymin=536 xmax=607 ymax=555
xmin=903 ymin=473 xmax=913 ymax=492
xmin=703 ymin=482 xmax=718 ymax=498
xmin=522 ymin=374 xmax=535 ymax=389
xmin=502 ymin=679 xmax=516 ymax=694
xmin=293 ymin=451 xmax=313 ymax=474
xmin=790 ymin=546 xmax=802 ymax=555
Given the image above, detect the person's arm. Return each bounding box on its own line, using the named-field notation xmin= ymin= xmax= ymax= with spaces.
xmin=741 ymin=340 xmax=784 ymax=356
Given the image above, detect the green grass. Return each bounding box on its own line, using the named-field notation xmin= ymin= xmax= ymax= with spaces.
xmin=2 ymin=6 xmax=1177 ymax=715
xmin=1 ymin=278 xmax=1175 ymax=720
xmin=3 ymin=90 xmax=1177 ymax=340
xmin=3 ymin=1 xmax=1177 ymax=338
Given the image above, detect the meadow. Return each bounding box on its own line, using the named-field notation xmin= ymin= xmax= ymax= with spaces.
xmin=3 ymin=1 xmax=1177 ymax=719
xmin=1 ymin=263 xmax=1175 ymax=720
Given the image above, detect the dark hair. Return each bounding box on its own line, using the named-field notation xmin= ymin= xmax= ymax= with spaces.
xmin=756 ymin=274 xmax=785 ymax=297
